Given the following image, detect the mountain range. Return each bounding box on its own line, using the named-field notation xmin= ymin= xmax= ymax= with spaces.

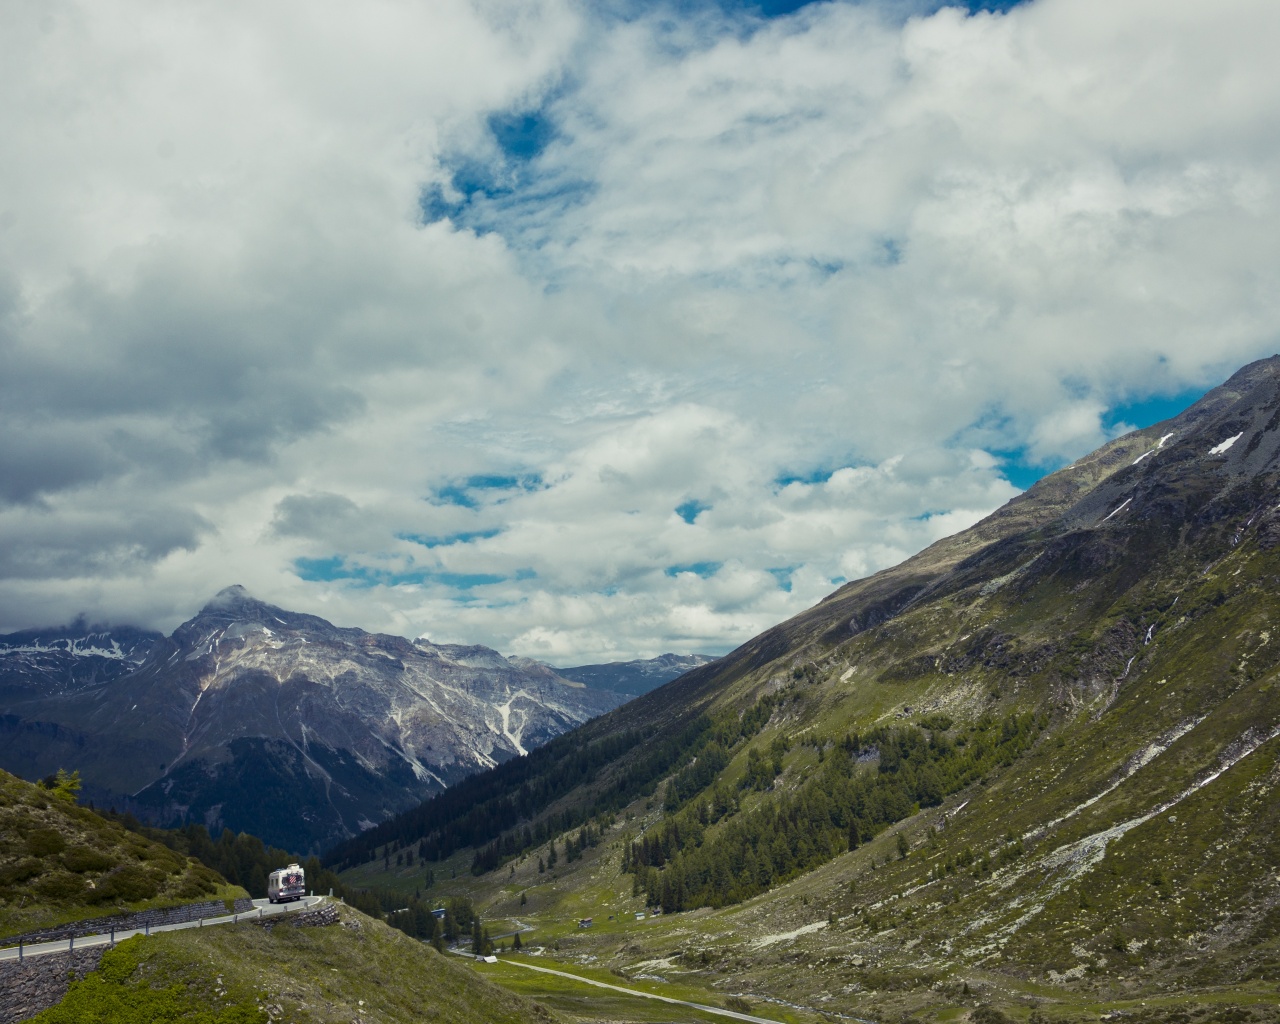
xmin=551 ymin=652 xmax=718 ymax=696
xmin=329 ymin=356 xmax=1280 ymax=1020
xmin=0 ymin=587 xmax=641 ymax=852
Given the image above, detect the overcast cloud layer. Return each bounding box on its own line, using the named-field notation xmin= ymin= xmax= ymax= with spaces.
xmin=3 ymin=0 xmax=1279 ymax=663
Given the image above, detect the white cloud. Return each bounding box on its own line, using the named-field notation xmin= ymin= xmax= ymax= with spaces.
xmin=2 ymin=0 xmax=1279 ymax=660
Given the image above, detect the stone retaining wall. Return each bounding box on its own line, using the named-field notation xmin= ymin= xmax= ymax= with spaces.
xmin=0 ymin=897 xmax=255 ymax=947
xmin=0 ymin=947 xmax=103 ymax=1024
xmin=256 ymin=902 xmax=339 ymax=932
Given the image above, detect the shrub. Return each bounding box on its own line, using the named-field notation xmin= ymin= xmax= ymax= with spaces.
xmin=34 ymin=871 xmax=89 ymax=902
xmin=0 ymin=857 xmax=43 ymax=886
xmin=26 ymin=828 xmax=67 ymax=857
xmin=62 ymin=846 xmax=116 ymax=874
xmin=92 ymin=865 xmax=164 ymax=903
xmin=176 ymin=864 xmax=221 ymax=899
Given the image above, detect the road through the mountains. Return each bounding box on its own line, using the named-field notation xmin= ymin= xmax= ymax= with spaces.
xmin=0 ymin=895 xmax=326 ymax=962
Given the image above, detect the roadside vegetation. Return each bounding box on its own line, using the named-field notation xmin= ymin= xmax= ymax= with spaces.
xmin=28 ymin=903 xmax=552 ymax=1024
xmin=0 ymin=769 xmax=239 ymax=939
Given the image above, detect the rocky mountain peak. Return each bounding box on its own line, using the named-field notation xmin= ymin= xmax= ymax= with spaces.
xmin=0 ymin=589 xmax=629 ymax=852
xmin=204 ymin=583 xmax=253 ymax=608
xmin=196 ymin=585 xmax=286 ymax=624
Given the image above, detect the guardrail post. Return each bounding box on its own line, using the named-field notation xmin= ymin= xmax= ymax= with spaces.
xmin=145 ymin=923 xmax=150 ymax=937
xmin=17 ymin=941 xmax=22 ymax=962
xmin=69 ymin=936 xmax=74 ymax=952
xmin=110 ymin=927 xmax=114 ymax=947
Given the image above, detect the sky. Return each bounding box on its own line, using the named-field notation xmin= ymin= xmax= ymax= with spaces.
xmin=2 ymin=0 xmax=1279 ymax=664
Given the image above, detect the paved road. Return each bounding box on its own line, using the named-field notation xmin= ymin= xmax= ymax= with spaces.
xmin=467 ymin=952 xmax=787 ymax=1024
xmin=0 ymin=895 xmax=326 ymax=962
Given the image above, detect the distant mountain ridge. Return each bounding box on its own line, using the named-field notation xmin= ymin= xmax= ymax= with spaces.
xmin=0 ymin=587 xmax=627 ymax=852
xmin=553 ymin=652 xmax=718 ymax=696
xmin=0 ymin=622 xmax=163 ymax=698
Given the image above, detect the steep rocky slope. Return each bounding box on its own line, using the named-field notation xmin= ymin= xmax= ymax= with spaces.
xmin=336 ymin=357 xmax=1280 ymax=1020
xmin=0 ymin=589 xmax=626 ymax=852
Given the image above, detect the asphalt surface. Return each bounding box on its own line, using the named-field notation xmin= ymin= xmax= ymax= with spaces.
xmin=0 ymin=895 xmax=326 ymax=962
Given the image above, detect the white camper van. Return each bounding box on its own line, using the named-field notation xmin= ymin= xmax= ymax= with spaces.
xmin=267 ymin=863 xmax=306 ymax=903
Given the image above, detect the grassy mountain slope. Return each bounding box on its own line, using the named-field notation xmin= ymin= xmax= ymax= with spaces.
xmin=0 ymin=769 xmax=238 ymax=939
xmin=333 ymin=358 xmax=1280 ymax=1021
xmin=28 ymin=904 xmax=554 ymax=1024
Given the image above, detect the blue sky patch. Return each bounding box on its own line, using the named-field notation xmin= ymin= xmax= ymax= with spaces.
xmin=665 ymin=561 xmax=722 ymax=578
xmin=639 ymin=0 xmax=1034 ymax=23
xmin=775 ymin=466 xmax=836 ymax=488
xmin=1106 ymin=386 xmax=1210 ymax=434
xmin=295 ymin=556 xmax=525 ymax=590
xmin=989 ymin=449 xmax=1049 ymax=491
xmin=676 ymin=498 xmax=710 ymax=523
xmin=420 ymin=91 xmax=597 ymax=240
xmin=430 ymin=474 xmax=543 ymax=508
xmin=401 ymin=529 xmax=502 ymax=548
xmin=490 ymin=108 xmax=557 ymax=163
xmin=766 ymin=565 xmax=796 ymax=592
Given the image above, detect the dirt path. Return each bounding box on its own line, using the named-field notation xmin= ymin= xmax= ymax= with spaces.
xmin=488 ymin=955 xmax=787 ymax=1024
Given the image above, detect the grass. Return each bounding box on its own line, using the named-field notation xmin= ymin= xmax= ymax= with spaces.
xmin=33 ymin=903 xmax=556 ymax=1024
xmin=481 ymin=958 xmax=746 ymax=1023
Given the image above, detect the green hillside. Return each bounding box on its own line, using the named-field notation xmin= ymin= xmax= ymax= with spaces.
xmin=0 ymin=768 xmax=239 ymax=938
xmin=330 ymin=359 xmax=1280 ymax=1022
xmin=28 ymin=903 xmax=553 ymax=1024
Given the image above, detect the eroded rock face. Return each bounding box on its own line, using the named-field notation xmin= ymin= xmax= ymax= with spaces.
xmin=0 ymin=588 xmax=626 ymax=852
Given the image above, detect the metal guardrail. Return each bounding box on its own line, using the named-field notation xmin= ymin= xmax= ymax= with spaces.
xmin=0 ymin=896 xmax=324 ymax=963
